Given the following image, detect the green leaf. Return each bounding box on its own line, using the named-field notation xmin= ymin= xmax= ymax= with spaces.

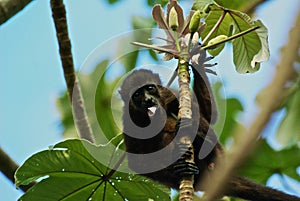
xmin=15 ymin=139 xmax=170 ymax=201
xmin=276 ymin=88 xmax=300 ymax=146
xmin=56 ymin=91 xmax=77 ymax=139
xmin=107 ymin=0 xmax=121 ymax=4
xmin=192 ymin=0 xmax=214 ymax=13
xmin=212 ymin=82 xmax=245 ymax=144
xmin=207 ymin=35 xmax=228 ymax=56
xmin=149 ymin=49 xmax=159 ymax=61
xmin=215 ymin=0 xmax=267 ymax=14
xmin=57 ymin=60 xmax=124 ymax=143
xmin=80 ymin=60 xmax=122 ymax=143
xmin=132 ymin=16 xmax=155 ymax=30
xmin=200 ymin=7 xmax=233 ymax=58
xmin=147 ymin=0 xmax=169 ymax=7
xmin=240 ymin=139 xmax=300 ymax=184
xmin=214 ymin=0 xmax=249 ymax=11
xmin=230 ymin=10 xmax=269 ymax=73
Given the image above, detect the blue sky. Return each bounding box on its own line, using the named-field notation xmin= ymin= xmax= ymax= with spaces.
xmin=0 ymin=0 xmax=299 ymax=200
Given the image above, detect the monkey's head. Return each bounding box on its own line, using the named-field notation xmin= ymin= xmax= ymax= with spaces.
xmin=120 ymin=69 xmax=165 ymax=127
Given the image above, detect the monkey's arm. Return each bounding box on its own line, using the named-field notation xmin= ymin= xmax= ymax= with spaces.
xmin=192 ymin=65 xmax=217 ymax=125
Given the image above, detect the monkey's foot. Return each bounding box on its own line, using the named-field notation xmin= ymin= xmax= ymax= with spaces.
xmin=173 ymin=142 xmax=199 ymax=176
xmin=173 ymin=159 xmax=199 ymax=177
xmin=175 ymin=118 xmax=193 ymax=133
xmin=177 ymin=142 xmax=193 ymax=158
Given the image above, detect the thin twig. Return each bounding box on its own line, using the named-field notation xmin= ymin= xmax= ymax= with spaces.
xmin=0 ymin=147 xmax=36 ymax=192
xmin=201 ymin=26 xmax=260 ymax=50
xmin=50 ymin=0 xmax=94 ymax=142
xmin=131 ymin=41 xmax=179 ymax=56
xmin=202 ymin=9 xmax=300 ymax=201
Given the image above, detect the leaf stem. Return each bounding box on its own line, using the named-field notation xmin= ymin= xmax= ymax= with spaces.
xmin=201 ymin=25 xmax=260 ymax=50
xmin=174 ymin=31 xmax=181 ymax=52
xmin=131 ymin=42 xmax=179 ymax=56
xmin=202 ymin=10 xmax=227 ymax=45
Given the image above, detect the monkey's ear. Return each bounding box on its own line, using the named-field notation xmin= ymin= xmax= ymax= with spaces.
xmin=119 ymin=88 xmax=129 ymax=102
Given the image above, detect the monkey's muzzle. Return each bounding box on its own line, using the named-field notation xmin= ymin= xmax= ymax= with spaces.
xmin=147 ymin=105 xmax=158 ymax=117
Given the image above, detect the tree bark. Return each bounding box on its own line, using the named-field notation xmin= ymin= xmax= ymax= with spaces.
xmin=50 ymin=0 xmax=94 ymax=142
xmin=0 ymin=0 xmax=33 ymax=25
xmin=177 ymin=57 xmax=195 ymax=201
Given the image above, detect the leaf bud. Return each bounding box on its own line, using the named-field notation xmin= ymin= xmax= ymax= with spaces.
xmin=169 ymin=7 xmax=179 ymax=31
xmin=208 ymin=35 xmax=228 ymax=46
xmin=189 ymin=10 xmax=201 ymax=33
xmin=207 ymin=35 xmax=228 ymax=56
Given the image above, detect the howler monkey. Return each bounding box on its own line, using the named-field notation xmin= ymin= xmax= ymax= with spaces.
xmin=119 ymin=69 xmax=300 ymax=201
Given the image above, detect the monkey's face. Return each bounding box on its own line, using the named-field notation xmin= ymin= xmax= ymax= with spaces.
xmin=130 ymin=84 xmax=161 ymax=118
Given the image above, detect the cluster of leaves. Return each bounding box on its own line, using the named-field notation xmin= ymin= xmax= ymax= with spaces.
xmin=192 ymin=0 xmax=269 ymax=73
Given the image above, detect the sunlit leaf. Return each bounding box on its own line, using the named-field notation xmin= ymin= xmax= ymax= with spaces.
xmin=230 ymin=10 xmax=269 ymax=73
xmin=192 ymin=0 xmax=214 ymax=14
xmin=15 ymin=139 xmax=170 ymax=201
xmin=201 ymin=8 xmax=233 ymax=42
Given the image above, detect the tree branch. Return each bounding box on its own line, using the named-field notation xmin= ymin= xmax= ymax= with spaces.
xmin=0 ymin=147 xmax=35 ymax=192
xmin=0 ymin=0 xmax=33 ymax=25
xmin=177 ymin=57 xmax=195 ymax=201
xmin=50 ymin=0 xmax=94 ymax=142
xmin=203 ymin=9 xmax=300 ymax=201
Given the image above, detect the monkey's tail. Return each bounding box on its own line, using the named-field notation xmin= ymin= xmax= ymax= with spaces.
xmin=226 ymin=176 xmax=300 ymax=201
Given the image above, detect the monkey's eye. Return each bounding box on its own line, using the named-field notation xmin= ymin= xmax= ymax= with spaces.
xmin=145 ymin=84 xmax=156 ymax=93
xmin=133 ymin=91 xmax=141 ymax=98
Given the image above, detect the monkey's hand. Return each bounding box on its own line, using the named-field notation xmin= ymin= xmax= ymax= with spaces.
xmin=173 ymin=142 xmax=199 ymax=177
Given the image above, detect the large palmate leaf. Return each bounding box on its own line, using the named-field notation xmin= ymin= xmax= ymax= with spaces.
xmin=239 ymin=139 xmax=300 ymax=184
xmin=15 ymin=139 xmax=170 ymax=201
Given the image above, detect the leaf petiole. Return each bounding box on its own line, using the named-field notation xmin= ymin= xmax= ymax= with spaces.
xmin=201 ymin=25 xmax=260 ymax=50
